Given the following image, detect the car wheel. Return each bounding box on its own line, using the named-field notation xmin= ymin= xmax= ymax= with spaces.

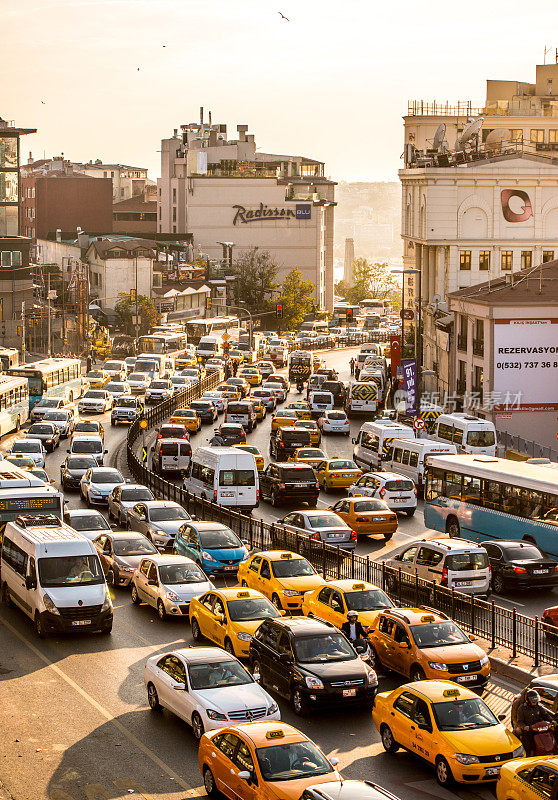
xmin=191 ymin=617 xmax=203 ymax=642
xmin=307 ymin=498 xmax=318 ymax=508
xmin=384 ymin=531 xmax=394 ymax=541
xmin=446 ymin=517 xmax=460 ymax=538
xmin=1 ymin=582 xmax=12 ymax=607
xmin=106 ymin=569 xmax=115 ymax=587
xmin=435 ymin=757 xmax=454 ymax=787
xmin=191 ymin=712 xmax=204 ymax=741
xmin=33 ymin=613 xmax=47 ymax=639
xmin=147 ymin=682 xmax=162 ymax=711
xmin=380 ymin=724 xmax=399 ymax=754
xmin=131 ymin=584 xmax=141 ymax=605
xmin=405 ymin=508 xmax=416 ymax=517
xmin=100 ymin=624 xmax=112 ymax=635
xmin=492 ymin=573 xmax=505 ymax=594
xmin=410 ymin=665 xmax=426 ymax=682
xmin=272 ymin=593 xmax=282 ymax=610
xmin=157 ymin=600 xmax=167 ymax=621
xmin=224 ymin=638 xmax=235 ymax=655
xmin=292 ymin=687 xmax=309 ymax=717
xmin=203 ymin=766 xmax=218 ymax=798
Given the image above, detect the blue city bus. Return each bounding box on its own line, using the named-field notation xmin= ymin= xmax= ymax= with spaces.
xmin=424 ymin=454 xmax=558 ymax=557
xmin=9 ymin=357 xmax=84 ymax=409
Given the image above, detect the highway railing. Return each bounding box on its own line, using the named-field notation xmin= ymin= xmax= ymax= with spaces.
xmin=126 ymin=359 xmax=558 ymax=669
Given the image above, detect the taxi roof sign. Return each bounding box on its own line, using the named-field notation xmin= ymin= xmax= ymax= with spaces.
xmin=237 ymin=591 xmax=250 ymax=598
xmin=421 ymin=615 xmax=435 ymax=623
xmin=266 ymin=729 xmax=285 ymax=740
xmin=443 ymin=688 xmax=460 ymax=698
xmin=280 ymin=553 xmax=292 ymax=559
xmin=352 ymin=583 xmax=366 ymax=590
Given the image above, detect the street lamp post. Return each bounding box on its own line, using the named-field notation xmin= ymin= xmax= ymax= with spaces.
xmin=392 ymin=268 xmax=422 ymax=413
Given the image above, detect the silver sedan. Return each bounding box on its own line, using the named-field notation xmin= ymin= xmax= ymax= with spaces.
xmin=127 ymin=500 xmax=191 ymax=550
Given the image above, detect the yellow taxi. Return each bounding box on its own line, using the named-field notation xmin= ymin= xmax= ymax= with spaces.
xmin=5 ymin=455 xmax=36 ymax=470
xmin=73 ymin=419 xmax=104 ymax=439
xmin=301 ymin=579 xmax=394 ymax=631
xmin=285 ymin=401 xmax=312 ymax=420
xmin=315 ymin=458 xmax=362 ymax=491
xmin=169 ymin=407 xmax=201 ymax=433
xmin=238 ymin=367 xmax=262 ymax=387
xmin=248 ymin=397 xmax=266 ymax=421
xmin=287 ymin=447 xmax=327 ymax=468
xmin=329 ymin=496 xmax=398 ymax=541
xmin=312 ymin=354 xmax=323 ymax=372
xmin=237 ymin=550 xmax=326 ymax=612
xmin=229 ymin=348 xmax=244 ymax=364
xmin=198 ymin=721 xmax=341 ymax=800
xmin=86 ymin=369 xmax=109 ymax=389
xmin=293 ymin=419 xmax=321 ymax=445
xmin=368 ymin=608 xmax=490 ymax=688
xmin=271 ymin=410 xmax=300 ymax=432
xmin=372 ymin=681 xmax=524 ymax=788
xmin=189 ymin=588 xmax=281 ymax=658
xmin=233 ymin=444 xmax=265 ymax=472
xmin=218 ymin=385 xmax=241 ymax=402
xmin=497 ymin=755 xmax=558 ymax=800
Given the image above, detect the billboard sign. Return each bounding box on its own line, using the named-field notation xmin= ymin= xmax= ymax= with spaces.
xmin=493 ymin=319 xmax=558 ymax=410
xmin=295 ymin=204 xmax=311 ymax=219
xmin=402 ymin=358 xmax=417 ymax=416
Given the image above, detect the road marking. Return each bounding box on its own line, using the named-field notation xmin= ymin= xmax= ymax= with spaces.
xmin=491 ymin=595 xmax=525 ymax=607
xmin=0 ymin=616 xmax=203 ymax=798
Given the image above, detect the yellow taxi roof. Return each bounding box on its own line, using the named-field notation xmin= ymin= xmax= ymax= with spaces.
xmin=229 ymin=721 xmax=308 ymax=747
xmin=325 ymin=579 xmax=380 ymax=592
xmin=405 ymin=680 xmax=479 ymax=703
xmin=383 ymin=607 xmax=448 ymax=625
xmin=255 ymin=550 xmax=304 ymax=562
xmin=214 ymin=587 xmax=264 ymax=601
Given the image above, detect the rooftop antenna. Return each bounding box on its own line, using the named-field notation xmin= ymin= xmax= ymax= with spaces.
xmin=433 ymin=123 xmax=446 ymax=151
xmin=485 ymin=128 xmax=511 ymax=152
xmin=456 ymin=117 xmax=484 ymax=151
xmin=544 ymin=45 xmax=552 ymax=64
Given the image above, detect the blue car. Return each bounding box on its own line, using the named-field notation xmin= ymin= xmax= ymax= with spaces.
xmin=173 ymin=521 xmax=249 ymax=575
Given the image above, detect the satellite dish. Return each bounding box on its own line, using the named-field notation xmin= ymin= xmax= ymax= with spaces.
xmin=457 ymin=117 xmax=484 ymax=149
xmin=485 ymin=128 xmax=511 ymax=150
xmin=433 ymin=123 xmax=446 ymax=150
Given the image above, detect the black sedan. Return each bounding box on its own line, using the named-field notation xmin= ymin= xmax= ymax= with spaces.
xmin=211 ymin=423 xmax=246 ymax=446
xmin=484 ymin=539 xmax=558 ymax=593
xmin=188 ymin=400 xmax=218 ymax=424
xmin=26 ymin=422 xmax=61 ymax=452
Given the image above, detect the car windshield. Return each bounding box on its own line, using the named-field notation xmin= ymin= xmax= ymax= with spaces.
xmin=385 ymin=479 xmax=415 ymax=491
xmin=313 ymin=394 xmax=332 ymax=404
xmin=328 ymin=413 xmax=347 ymax=420
xmin=504 ymin=545 xmax=545 ymax=560
xmin=91 ymin=470 xmax=123 ymax=484
xmin=150 ymin=382 xmax=168 ymax=389
xmin=256 ymin=741 xmax=332 ymax=782
xmin=308 ymin=515 xmax=347 ymax=530
xmin=129 ymin=374 xmax=146 ymax=381
xmin=328 ymin=461 xmax=357 ymax=470
xmin=353 ymin=500 xmax=387 ymax=512
xmin=105 ymin=363 xmax=122 ymax=371
xmin=113 ymin=538 xmax=157 ymax=556
xmin=12 ymin=441 xmax=40 ymax=452
xmin=188 ymin=660 xmax=252 ymax=690
xmin=149 ymin=506 xmax=189 ymax=522
xmin=299 ymin=450 xmax=324 ymax=458
xmin=410 ymin=621 xmax=470 ymax=648
xmin=38 ymin=555 xmax=104 ymax=587
xmin=432 ymin=698 xmax=499 ymax=731
xmin=72 ymin=441 xmax=102 ymax=454
xmin=67 ymin=456 xmax=97 ymax=470
xmin=294 ymin=633 xmax=356 ymax=663
xmin=271 ymin=558 xmax=316 ymax=578
xmin=116 ymin=398 xmax=137 ymax=408
xmin=84 ymin=391 xmax=104 ymax=399
xmin=120 ymin=488 xmax=153 ymax=502
xmin=68 ymin=514 xmax=109 ymax=531
xmin=106 ymin=383 xmax=125 ymax=391
xmin=44 ymin=412 xmax=67 ymax=421
xmin=445 ymin=552 xmax=488 ymax=570
xmin=466 ymin=429 xmax=495 ymax=447
xmin=198 ymin=528 xmax=242 ymax=549
xmin=29 ymin=425 xmax=52 ymax=435
xmin=74 ymin=423 xmax=100 ymax=433
xmin=37 ymin=399 xmax=59 ymax=408
xmin=159 ymin=564 xmax=206 ymax=585
xmin=345 ymin=588 xmax=393 ymax=611
xmin=227 ymin=597 xmax=280 ymax=622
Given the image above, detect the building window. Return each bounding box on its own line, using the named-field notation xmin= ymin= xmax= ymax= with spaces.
xmin=531 ymin=129 xmax=544 ymax=143
xmin=521 ymin=250 xmax=532 ymax=269
xmin=550 ymin=130 xmax=558 ymax=145
xmin=172 ymin=207 xmax=176 ymax=223
xmin=479 ymin=250 xmax=490 ymax=270
xmin=457 ymin=315 xmax=468 ymax=351
xmin=543 ymin=250 xmax=554 ymax=263
xmin=457 ymin=360 xmax=467 ymax=394
xmin=103 ymin=171 xmax=107 ymax=177
xmin=120 ymin=188 xmax=124 ymax=197
xmin=473 ymin=319 xmax=484 ymax=357
xmin=510 ymin=129 xmax=523 ymax=142
xmin=459 ymin=250 xmax=471 ymax=270
xmin=172 ymin=225 xmax=176 ymax=234
xmin=172 ymin=188 xmax=176 ymax=203
xmin=501 ymin=250 xmax=513 ymax=271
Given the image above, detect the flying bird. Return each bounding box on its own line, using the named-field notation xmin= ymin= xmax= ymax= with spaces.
xmin=41 ymin=101 xmax=46 ymax=104
xmin=278 ymin=11 xmax=289 ymax=20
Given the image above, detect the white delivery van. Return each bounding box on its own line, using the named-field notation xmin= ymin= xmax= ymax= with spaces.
xmin=183 ymin=446 xmax=259 ymax=511
xmin=353 ymin=420 xmax=415 ymax=471
xmin=345 ymin=381 xmax=378 ymax=416
xmin=151 ymin=438 xmax=192 ymax=476
xmin=309 ymin=391 xmax=335 ymax=417
xmin=196 ymin=336 xmax=224 ymax=361
xmin=430 ymin=413 xmax=497 ymax=456
xmin=358 ymin=369 xmax=386 ymax=403
xmin=0 ymin=514 xmax=113 ymax=637
xmin=383 ymin=438 xmax=458 ymax=494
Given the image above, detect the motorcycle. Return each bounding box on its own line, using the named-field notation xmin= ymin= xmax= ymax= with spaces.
xmin=296 ymin=381 xmax=304 ymax=393
xmin=530 ymin=720 xmax=558 ymax=756
xmin=353 ymin=638 xmax=373 ymax=666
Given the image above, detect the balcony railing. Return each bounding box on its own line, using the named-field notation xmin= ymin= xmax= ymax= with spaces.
xmin=457 ymin=334 xmax=467 ymax=352
xmin=408 ymin=99 xmax=558 ymax=118
xmin=407 ymin=100 xmax=483 ymax=117
xmin=472 ymin=339 xmax=484 ymax=357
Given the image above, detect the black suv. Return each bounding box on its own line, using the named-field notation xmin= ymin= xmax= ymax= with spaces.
xmin=270 ymin=426 xmax=311 ymax=460
xmin=260 ymin=463 xmax=319 ymax=507
xmin=321 ymin=380 xmax=347 ymax=407
xmin=249 ymin=617 xmax=377 ymax=716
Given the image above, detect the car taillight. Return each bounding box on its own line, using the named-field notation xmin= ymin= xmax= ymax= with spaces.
xmin=280 ymin=483 xmax=286 ymax=489
xmin=413 ymin=486 xmax=417 ymax=496
xmin=350 ymin=530 xmax=357 ymax=540
xmin=311 ymin=532 xmax=320 ymax=540
xmin=256 ymin=489 xmax=259 ymax=499
xmin=513 ymin=566 xmax=526 ymax=574
xmin=555 ymin=565 xmax=558 ymax=572
xmin=441 ymin=568 xmax=448 ymax=586
xmin=379 ymin=488 xmax=386 ymax=499
xmin=213 ymin=490 xmax=217 ymax=501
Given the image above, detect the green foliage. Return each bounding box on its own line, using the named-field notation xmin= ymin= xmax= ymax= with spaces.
xmin=115 ymin=293 xmax=158 ymax=336
xmin=277 ymin=268 xmax=315 ymax=330
xmin=232 ymin=248 xmax=278 ymax=315
xmin=335 ymin=259 xmax=401 ymax=308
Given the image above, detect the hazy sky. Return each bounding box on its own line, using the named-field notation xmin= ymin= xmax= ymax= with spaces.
xmin=4 ymin=0 xmax=558 ymax=182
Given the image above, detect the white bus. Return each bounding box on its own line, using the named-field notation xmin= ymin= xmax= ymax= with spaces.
xmin=430 ymin=413 xmax=497 ymax=456
xmin=138 ymin=332 xmax=187 ymax=355
xmin=0 ymin=375 xmax=29 ymax=436
xmin=184 ymin=316 xmax=240 ymax=346
xmin=0 ymin=348 xmax=19 ymax=371
xmin=0 ymin=462 xmax=64 ymax=537
xmin=9 ymin=357 xmax=84 ymax=410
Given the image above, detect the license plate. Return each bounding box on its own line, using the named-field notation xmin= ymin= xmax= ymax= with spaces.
xmin=456 ymin=674 xmax=477 ymax=683
xmin=221 ymin=491 xmax=234 ymax=497
xmin=343 ymin=689 xmax=356 ymax=697
xmin=224 ymin=566 xmax=237 ymax=571
xmin=534 ymin=569 xmax=549 ymax=574
xmin=455 ymin=581 xmax=472 ymax=587
xmin=71 ymin=619 xmax=91 ymax=626
xmin=329 ymin=534 xmax=345 ymax=540
xmin=393 ymin=498 xmax=406 ymax=503
xmin=486 ymin=767 xmax=501 ymax=777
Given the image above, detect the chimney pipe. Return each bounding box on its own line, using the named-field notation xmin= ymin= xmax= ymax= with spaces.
xmin=209 ymin=111 xmax=212 ymax=127
xmin=200 ymin=106 xmax=204 ymax=126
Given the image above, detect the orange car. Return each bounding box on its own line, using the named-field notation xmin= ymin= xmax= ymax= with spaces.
xmin=198 ymin=721 xmax=340 ymax=800
xmin=169 ymin=408 xmax=201 ymax=433
xmin=329 ymin=496 xmax=398 ymax=541
xmin=271 ymin=410 xmax=299 ymax=432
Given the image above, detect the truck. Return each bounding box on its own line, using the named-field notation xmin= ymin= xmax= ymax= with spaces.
xmin=288 ymin=350 xmax=313 ymax=383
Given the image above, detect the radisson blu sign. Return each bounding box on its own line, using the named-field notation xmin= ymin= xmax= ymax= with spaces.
xmin=232 ymin=203 xmax=311 ymax=225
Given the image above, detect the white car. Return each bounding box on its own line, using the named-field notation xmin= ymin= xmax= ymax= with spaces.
xmin=204 ymin=358 xmax=224 ymax=377
xmin=347 ymin=471 xmax=417 ymax=516
xmin=131 ymin=554 xmax=213 ymax=619
xmin=200 ymin=391 xmax=226 ymax=414
xmin=103 ymin=360 xmax=127 ymax=380
xmin=7 ymin=438 xmax=46 ymax=468
xmin=145 ymin=380 xmax=174 ymax=403
xmin=105 ymin=382 xmax=130 ymax=401
xmin=180 ymin=368 xmax=201 ymax=384
xmin=319 ymin=410 xmax=351 ymax=435
xmin=144 ymin=647 xmax=280 ymax=740
xmin=170 ymin=376 xmax=190 ymax=392
xmin=42 ymin=408 xmax=75 ymax=438
xmin=128 ymin=372 xmax=151 ymax=394
xmin=78 ymin=390 xmax=113 ymax=414
xmin=262 ymin=381 xmax=286 ymax=403
xmin=30 ymin=397 xmax=69 ymax=421
xmin=80 ymin=467 xmax=125 ymax=505
xmin=63 ymin=508 xmax=113 ymax=540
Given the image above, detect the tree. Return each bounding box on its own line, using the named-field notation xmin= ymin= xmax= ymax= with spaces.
xmin=276 ymin=268 xmax=315 ymax=330
xmin=335 ymin=259 xmax=401 ymax=308
xmin=115 ymin=293 xmax=158 ymax=336
xmin=232 ymin=248 xmax=278 ymax=316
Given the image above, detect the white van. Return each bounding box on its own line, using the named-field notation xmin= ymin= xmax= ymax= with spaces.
xmin=68 ymin=434 xmax=107 ymax=466
xmin=0 ymin=514 xmax=113 ymax=637
xmin=183 ymin=446 xmax=259 ymax=511
xmin=196 ymin=336 xmax=224 ymax=361
xmin=430 ymin=413 xmax=497 ymax=456
xmin=383 ymin=438 xmax=458 ymax=493
xmin=309 ymin=390 xmax=335 ymax=417
xmin=345 ymin=381 xmax=378 ymax=416
xmin=151 ymin=438 xmax=192 ymax=476
xmin=353 ymin=420 xmax=415 ymax=471
xmin=135 ymin=353 xmax=173 ymax=379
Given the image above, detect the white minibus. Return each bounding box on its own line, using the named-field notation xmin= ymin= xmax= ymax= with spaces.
xmin=430 ymin=413 xmax=497 ymax=456
xmin=383 ymin=438 xmax=458 ymax=493
xmin=183 ymin=447 xmax=259 ymax=511
xmin=353 ymin=420 xmax=415 ymax=471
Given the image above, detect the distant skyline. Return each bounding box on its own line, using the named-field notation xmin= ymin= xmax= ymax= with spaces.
xmin=4 ymin=0 xmax=558 ymax=182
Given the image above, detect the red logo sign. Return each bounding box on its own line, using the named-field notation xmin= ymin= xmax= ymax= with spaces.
xmin=501 ymin=189 xmax=533 ymax=223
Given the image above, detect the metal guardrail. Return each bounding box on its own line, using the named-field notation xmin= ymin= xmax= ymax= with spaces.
xmin=126 ymin=353 xmax=558 ymax=669
xmin=498 ymin=430 xmax=558 ymax=463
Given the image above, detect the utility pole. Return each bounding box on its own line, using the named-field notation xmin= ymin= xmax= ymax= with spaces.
xmin=135 ymin=256 xmax=140 ymax=344
xmin=47 ymin=272 xmax=52 ymax=357
xmin=21 ymin=301 xmax=26 ymax=364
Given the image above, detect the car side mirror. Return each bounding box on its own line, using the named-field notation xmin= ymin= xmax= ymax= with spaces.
xmin=469 ymin=634 xmax=476 ymax=642
xmin=237 ymin=771 xmax=251 ymax=782
xmin=418 ymin=722 xmax=431 ymax=732
xmin=279 ymin=609 xmax=286 ymax=616
xmin=172 ymin=683 xmax=186 ymax=691
xmin=215 ymin=613 xmax=225 ymax=624
xmin=110 ymin=523 xmax=118 ymax=530
xmin=280 ymin=652 xmax=293 ymax=663
xmin=329 ymin=757 xmax=339 ymax=767
xmin=25 ymin=575 xmax=37 ymax=590
xmin=66 ymin=449 xmax=70 ymax=453
xmin=399 ymin=641 xmax=410 ymax=649
xmin=253 ymin=672 xmax=261 ymax=683
xmin=148 ymin=579 xmax=158 ymax=586
xmin=104 ymin=449 xmax=108 ymax=454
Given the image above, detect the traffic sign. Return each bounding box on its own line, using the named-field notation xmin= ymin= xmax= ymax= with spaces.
xmin=413 ymin=418 xmax=426 ymax=431
xmin=139 ymin=419 xmax=148 ymax=429
xmin=142 ymin=447 xmax=148 ymax=462
xmin=222 ymin=332 xmax=230 ymax=342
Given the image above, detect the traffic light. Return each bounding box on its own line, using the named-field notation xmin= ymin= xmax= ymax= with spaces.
xmin=276 ymin=303 xmax=283 ymax=319
xmin=130 ymin=288 xmax=137 ymax=302
xmin=16 ymin=325 xmax=22 ymax=336
xmin=205 ymin=296 xmax=212 ymax=311
xmin=346 ymin=307 xmax=353 ymax=323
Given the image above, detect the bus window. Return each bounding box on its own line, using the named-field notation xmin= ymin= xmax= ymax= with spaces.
xmin=437 ymin=423 xmax=454 ymax=442
xmin=361 ymin=432 xmax=379 ymax=452
xmin=462 ymin=476 xmax=482 ymax=505
xmin=444 ymin=472 xmax=462 ymax=500
xmin=402 ymin=450 xmax=410 ymax=466
xmin=425 ymin=468 xmax=443 ymax=501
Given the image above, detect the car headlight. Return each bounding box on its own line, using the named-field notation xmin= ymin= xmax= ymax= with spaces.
xmin=267 ymin=702 xmax=279 ymax=715
xmin=365 ymin=667 xmax=378 ymax=686
xmin=43 ymin=593 xmax=60 ymax=615
xmin=512 ymin=745 xmax=525 ymax=758
xmin=283 ymin=590 xmax=302 ymax=597
xmin=236 ymin=632 xmax=252 ymax=642
xmin=151 ymin=529 xmax=168 ymax=539
xmin=428 ymin=661 xmax=448 ymax=671
xmin=202 ymin=551 xmax=218 ymax=562
xmin=91 ymin=489 xmax=102 ymax=496
xmin=305 ymin=675 xmax=324 ymax=690
xmin=206 ymin=709 xmax=227 ymax=721
xmin=454 ymin=753 xmax=480 ymax=765
xmin=101 ymin=590 xmax=113 ymax=612
xmin=479 ymin=655 xmax=489 ymax=666
xmin=165 ymin=590 xmax=182 ymax=603
xmin=118 ymin=565 xmax=134 ymax=573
